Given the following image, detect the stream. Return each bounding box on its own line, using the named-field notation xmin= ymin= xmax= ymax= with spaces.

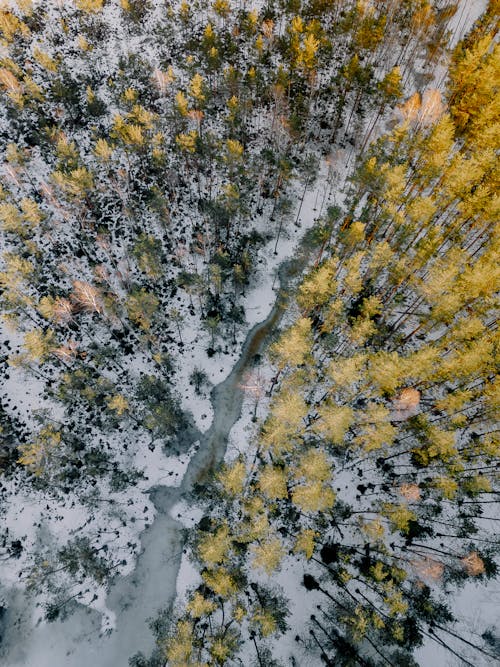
xmin=0 ymin=244 xmax=311 ymax=667
xmin=0 ymin=4 xmax=487 ymax=660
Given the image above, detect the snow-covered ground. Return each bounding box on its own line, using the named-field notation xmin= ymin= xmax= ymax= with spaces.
xmin=0 ymin=1 xmax=492 ymax=664
xmin=0 ymin=165 xmax=329 ymax=666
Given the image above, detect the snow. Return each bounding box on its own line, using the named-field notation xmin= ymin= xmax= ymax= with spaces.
xmin=0 ymin=1 xmax=494 ymax=665
xmin=0 ymin=159 xmax=326 ymax=665
xmin=169 ymin=162 xmax=330 ymax=432
xmin=416 ymin=581 xmax=500 ymax=667
xmin=449 ymin=0 xmax=488 ymax=48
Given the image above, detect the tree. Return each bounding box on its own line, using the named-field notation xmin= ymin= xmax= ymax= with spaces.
xmin=157 ymin=9 xmax=500 ymax=665
xmin=126 ymin=288 xmax=158 ymax=330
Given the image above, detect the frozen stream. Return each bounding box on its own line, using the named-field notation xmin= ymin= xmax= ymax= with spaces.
xmin=0 ymin=248 xmax=308 ymax=667
xmin=1 ymin=4 xmax=488 ymax=659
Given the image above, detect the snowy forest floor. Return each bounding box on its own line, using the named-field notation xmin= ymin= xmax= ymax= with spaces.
xmin=0 ymin=1 xmax=495 ymax=665
xmin=0 ymin=158 xmax=331 ymax=666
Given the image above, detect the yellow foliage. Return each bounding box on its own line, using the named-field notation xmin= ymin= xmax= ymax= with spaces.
xmin=342 ymin=221 xmax=366 ymax=247
xmin=239 ymin=509 xmax=269 ymax=542
xmin=186 ymin=592 xmax=217 ymax=618
xmin=107 ymin=394 xmax=129 ymax=416
xmin=362 ymin=518 xmax=385 ymax=542
xmin=94 ymin=138 xmax=113 ymax=161
xmin=112 ymin=116 xmax=145 ymax=146
xmin=0 ymin=57 xmax=22 ymax=78
xmin=367 ymin=351 xmax=407 ymax=394
xmin=292 ymin=481 xmax=335 ymax=512
xmin=298 ymin=33 xmax=319 ymax=69
xmin=294 ymin=448 xmax=331 ymax=483
xmin=392 ymin=624 xmax=405 ymax=642
xmin=213 ymin=0 xmax=230 ymax=17
xmin=20 ymin=198 xmax=42 ymax=226
xmin=0 ymin=202 xmax=22 ymax=234
xmin=227 ymin=95 xmax=238 ymax=113
xmin=179 ymin=0 xmax=190 ymax=20
xmin=291 ymin=16 xmax=304 ymax=33
xmin=412 ymin=427 xmax=456 ymax=466
xmin=0 ymin=9 xmax=30 ymax=42
xmin=176 ymin=131 xmax=198 ymax=153
xmin=320 ymin=298 xmax=344 ymax=333
xmin=382 ymin=164 xmax=408 ymax=205
xmin=327 ymin=354 xmax=365 ymax=388
xmin=370 ymin=561 xmax=388 ymax=582
xmin=314 ymin=401 xmax=354 ymax=445
xmin=77 ymin=34 xmax=90 ymax=50
xmin=52 ymin=167 xmax=94 ymax=198
xmin=463 ymin=475 xmax=492 ymax=496
xmin=247 ymin=9 xmax=258 ymax=28
xmin=210 ymin=636 xmax=233 ymax=662
xmin=125 ymin=289 xmax=158 ymax=330
xmin=419 ymin=114 xmax=455 ymax=176
xmin=18 ymin=425 xmax=61 ymax=475
xmin=164 ymin=620 xmax=194 ymax=664
xmin=293 ymin=529 xmax=318 ymax=559
xmin=349 ymin=316 xmax=376 ymax=345
xmin=15 ymin=0 xmax=33 ymax=15
xmin=225 ymin=138 xmax=244 ymax=161
xmin=24 ymin=328 xmax=56 ymax=362
xmin=354 ymin=405 xmax=396 ymax=453
xmin=0 ymin=253 xmax=34 ymax=301
xmin=484 ymin=378 xmax=500 ymax=416
xmin=260 ymin=417 xmax=295 ymax=455
xmin=203 ymin=22 xmax=214 ymax=41
xmin=197 ymin=524 xmax=232 ymax=566
xmin=219 ymin=459 xmax=246 ymax=495
xmin=56 ymin=135 xmax=78 ymax=163
xmin=381 ymin=503 xmax=417 ymax=534
xmin=251 ymin=537 xmax=285 ymax=575
xmin=384 ymin=590 xmax=408 ymax=616
xmin=432 ymin=476 xmax=458 ymax=499
xmin=271 ymin=317 xmax=312 ymax=369
xmin=129 ymin=104 xmax=155 ymax=128
xmin=122 ymin=87 xmax=138 ymax=103
xmin=265 ymin=391 xmax=307 ymax=450
xmin=234 ymin=605 xmax=246 ymax=621
xmin=407 ymin=195 xmax=437 ymax=224
xmin=189 ymin=73 xmax=205 ymax=101
xmin=252 ymin=609 xmax=278 ymax=637
xmin=258 ymin=465 xmax=288 ymax=499
xmin=369 ymin=241 xmax=394 ymax=271
xmin=345 ymin=606 xmax=369 ymax=641
xmin=202 ymin=567 xmax=238 ymax=598
xmin=75 ymin=0 xmax=104 ymax=12
xmin=175 ymin=90 xmax=189 ymax=116
xmin=297 ymin=258 xmax=337 ymax=310
xmin=33 ymin=48 xmax=58 ymax=72
xmin=342 ymin=251 xmax=365 ymax=296
xmin=37 ymin=296 xmax=56 ymax=321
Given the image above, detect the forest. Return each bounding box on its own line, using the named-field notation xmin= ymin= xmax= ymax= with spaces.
xmin=0 ymin=0 xmax=498 ymax=666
